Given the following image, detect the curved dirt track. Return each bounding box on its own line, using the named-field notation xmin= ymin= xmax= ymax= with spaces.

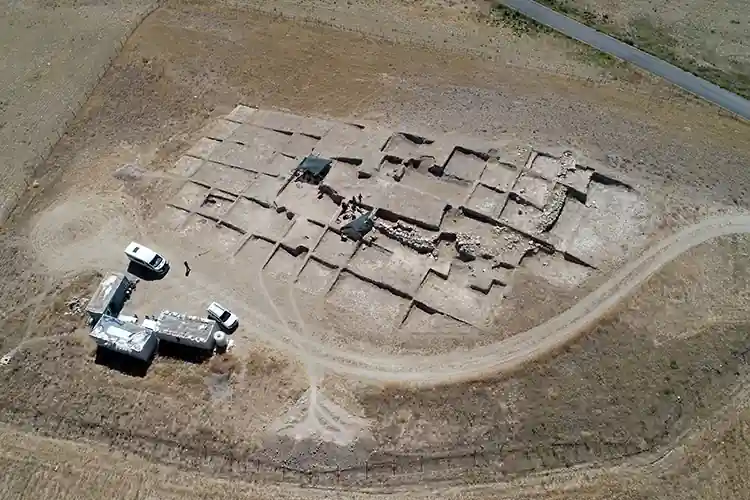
xmin=255 ymin=214 xmax=750 ymax=385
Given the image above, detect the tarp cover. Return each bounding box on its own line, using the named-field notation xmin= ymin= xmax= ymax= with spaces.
xmin=342 ymin=212 xmax=374 ymax=240
xmin=298 ymin=156 xmax=332 ymax=178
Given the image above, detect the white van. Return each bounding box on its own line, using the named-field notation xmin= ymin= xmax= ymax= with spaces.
xmin=124 ymin=242 xmax=169 ymax=275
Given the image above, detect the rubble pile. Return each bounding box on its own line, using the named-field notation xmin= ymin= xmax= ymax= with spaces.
xmin=455 ymin=232 xmax=482 ymax=260
xmin=374 ymin=220 xmax=436 ymax=253
xmin=65 ymin=296 xmax=87 ymax=316
xmin=493 ymin=226 xmax=522 ymax=252
xmin=537 ymin=185 xmax=567 ymax=232
xmin=556 ymin=150 xmax=578 ymax=180
xmin=493 ymin=226 xmax=542 ymax=258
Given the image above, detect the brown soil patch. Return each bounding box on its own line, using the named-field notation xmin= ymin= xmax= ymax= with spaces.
xmin=0 ymin=1 xmax=749 ymax=499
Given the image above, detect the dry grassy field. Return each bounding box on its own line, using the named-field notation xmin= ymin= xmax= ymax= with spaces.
xmin=1 ymin=1 xmax=750 ymax=499
xmin=520 ymin=0 xmax=750 ymax=98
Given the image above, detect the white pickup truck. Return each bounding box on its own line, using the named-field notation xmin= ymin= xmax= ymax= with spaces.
xmin=207 ymin=302 xmax=239 ymax=331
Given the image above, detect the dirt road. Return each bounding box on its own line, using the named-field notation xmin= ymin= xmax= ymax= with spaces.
xmin=24 ymin=190 xmax=746 ymax=387
xmin=254 ymin=214 xmax=750 ymax=384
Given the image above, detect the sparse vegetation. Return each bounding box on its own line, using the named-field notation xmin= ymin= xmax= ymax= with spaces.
xmin=510 ymin=0 xmax=750 ymax=98
xmin=487 ymin=5 xmax=553 ymax=36
xmin=244 ymin=350 xmax=289 ymax=377
xmin=208 ymin=352 xmax=240 ymax=375
xmin=360 ymin=319 xmax=750 ymax=470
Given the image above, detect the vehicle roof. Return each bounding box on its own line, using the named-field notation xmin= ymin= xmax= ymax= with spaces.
xmin=208 ymin=302 xmax=226 ymax=312
xmin=125 ymin=241 xmax=157 ymax=261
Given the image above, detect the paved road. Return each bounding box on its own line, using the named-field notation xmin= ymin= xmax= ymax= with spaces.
xmin=498 ymin=0 xmax=750 ymax=120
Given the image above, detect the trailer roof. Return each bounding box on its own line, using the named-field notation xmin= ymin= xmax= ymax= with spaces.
xmin=155 ymin=310 xmax=216 ymax=343
xmin=90 ymin=315 xmax=153 ymax=354
xmin=86 ymin=273 xmax=128 ymax=314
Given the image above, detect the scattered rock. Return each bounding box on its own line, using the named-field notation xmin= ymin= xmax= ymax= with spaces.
xmin=605 ymin=153 xmax=632 ymax=170
xmin=374 ymin=219 xmax=436 ymax=253
xmin=113 ymin=163 xmax=145 ymax=181
xmin=455 ymin=232 xmax=481 ymax=261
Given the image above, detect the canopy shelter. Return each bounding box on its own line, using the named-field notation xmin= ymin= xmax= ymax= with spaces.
xmin=342 ymin=209 xmax=376 ymax=240
xmin=296 ymin=155 xmax=332 ymax=184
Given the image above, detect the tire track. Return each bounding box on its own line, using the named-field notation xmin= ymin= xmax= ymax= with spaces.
xmin=28 ymin=192 xmax=143 ymax=275
xmin=257 ymin=215 xmax=750 ymax=385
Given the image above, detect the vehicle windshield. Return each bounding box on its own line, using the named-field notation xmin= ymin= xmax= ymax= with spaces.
xmin=149 ymin=255 xmax=162 ymax=266
xmin=219 ymin=311 xmax=231 ymax=322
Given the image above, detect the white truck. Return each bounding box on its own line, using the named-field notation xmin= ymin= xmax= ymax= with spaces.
xmin=125 ymin=242 xmax=169 ymax=275
xmin=207 ymin=302 xmax=239 ymax=332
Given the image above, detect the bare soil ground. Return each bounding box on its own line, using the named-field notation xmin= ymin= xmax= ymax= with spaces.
xmin=0 ymin=0 xmax=156 ymax=221
xmin=1 ymin=1 xmax=750 ymax=499
xmin=361 ymin=237 xmax=750 ymax=463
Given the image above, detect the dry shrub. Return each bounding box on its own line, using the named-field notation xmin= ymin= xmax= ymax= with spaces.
xmin=244 ymin=350 xmax=288 ymax=378
xmin=209 ymin=352 xmax=239 ymax=376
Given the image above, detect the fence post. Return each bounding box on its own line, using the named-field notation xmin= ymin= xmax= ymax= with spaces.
xmin=336 ymin=466 xmax=340 ymax=483
xmin=419 ymin=455 xmax=423 ymax=472
xmin=392 ymin=460 xmax=396 ymax=476
xmin=256 ymin=459 xmax=260 ymax=472
xmin=365 ymin=460 xmax=368 ymax=479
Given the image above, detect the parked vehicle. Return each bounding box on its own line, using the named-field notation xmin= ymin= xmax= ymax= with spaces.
xmin=207 ymin=302 xmax=239 ymax=331
xmin=124 ymin=242 xmax=169 ymax=275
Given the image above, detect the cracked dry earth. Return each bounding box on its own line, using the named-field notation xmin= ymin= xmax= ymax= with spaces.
xmin=1 ymin=1 xmax=750 ymax=500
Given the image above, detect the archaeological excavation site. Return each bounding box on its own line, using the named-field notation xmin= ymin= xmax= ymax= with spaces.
xmin=158 ymin=105 xmax=652 ymax=358
xmin=2 ymin=2 xmax=750 ymax=499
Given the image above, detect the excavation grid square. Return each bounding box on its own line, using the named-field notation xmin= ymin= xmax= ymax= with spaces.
xmin=157 ymin=105 xmax=646 ymax=331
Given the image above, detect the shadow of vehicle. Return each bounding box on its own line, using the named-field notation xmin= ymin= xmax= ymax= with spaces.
xmin=157 ymin=340 xmax=212 ymax=364
xmin=126 ymin=261 xmax=170 ymax=281
xmin=217 ymin=321 xmax=239 ymax=335
xmin=94 ymin=346 xmax=152 ymax=377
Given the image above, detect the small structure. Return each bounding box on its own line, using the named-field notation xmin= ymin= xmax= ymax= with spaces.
xmin=297 ymin=155 xmax=332 ymax=184
xmin=86 ymin=273 xmax=133 ymax=323
xmin=342 ymin=209 xmax=376 ymax=241
xmin=151 ymin=310 xmax=218 ymax=350
xmin=90 ymin=315 xmax=158 ymax=362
